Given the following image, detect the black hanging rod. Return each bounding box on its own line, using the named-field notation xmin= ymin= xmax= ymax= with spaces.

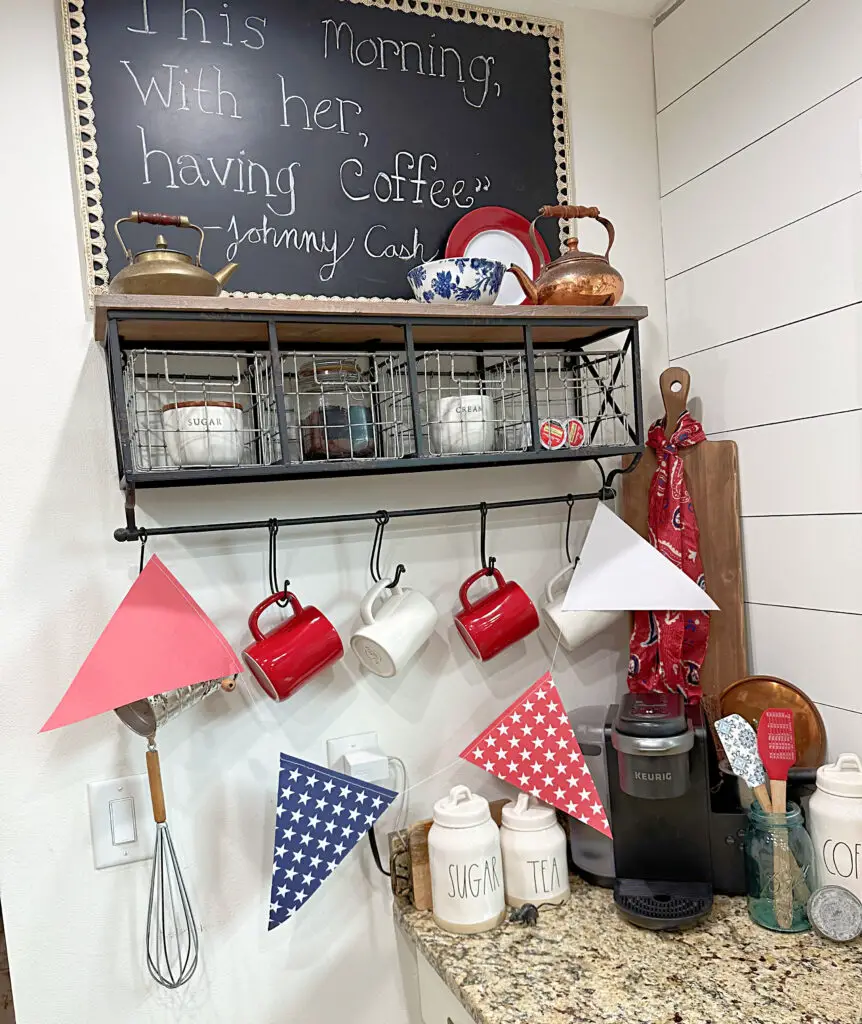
xmin=114 ymin=454 xmax=642 ymax=543
xmin=116 ymin=487 xmax=612 ymax=543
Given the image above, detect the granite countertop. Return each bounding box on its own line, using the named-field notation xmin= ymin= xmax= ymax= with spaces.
xmin=395 ymin=879 xmax=862 ymax=1024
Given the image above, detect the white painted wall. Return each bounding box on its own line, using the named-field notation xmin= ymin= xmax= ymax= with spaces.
xmin=654 ymin=0 xmax=862 ymax=756
xmin=0 ymin=3 xmax=665 ymax=1022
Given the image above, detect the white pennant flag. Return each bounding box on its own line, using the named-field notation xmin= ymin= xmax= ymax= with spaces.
xmin=563 ymin=504 xmax=718 ymax=612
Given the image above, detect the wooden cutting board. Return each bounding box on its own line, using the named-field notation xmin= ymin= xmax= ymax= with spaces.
xmin=621 ymin=367 xmax=747 ymax=719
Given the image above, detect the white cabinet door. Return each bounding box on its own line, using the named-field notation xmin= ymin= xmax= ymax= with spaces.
xmin=417 ymin=951 xmax=476 ymax=1024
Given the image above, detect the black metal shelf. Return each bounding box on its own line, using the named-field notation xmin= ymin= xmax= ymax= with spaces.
xmin=99 ymin=297 xmax=646 ymax=530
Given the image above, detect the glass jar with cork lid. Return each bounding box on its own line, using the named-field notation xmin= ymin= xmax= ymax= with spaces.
xmin=298 ymin=359 xmax=376 ymax=460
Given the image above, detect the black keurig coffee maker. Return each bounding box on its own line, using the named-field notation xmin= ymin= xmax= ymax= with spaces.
xmin=608 ymin=692 xmax=714 ymax=930
xmin=567 ymin=694 xmax=817 ymax=930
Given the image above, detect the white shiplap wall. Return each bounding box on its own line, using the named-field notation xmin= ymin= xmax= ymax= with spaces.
xmin=654 ymin=0 xmax=862 ymax=754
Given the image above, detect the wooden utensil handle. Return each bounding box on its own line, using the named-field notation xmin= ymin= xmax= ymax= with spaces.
xmin=753 ymin=783 xmax=772 ymax=812
xmin=146 ymin=748 xmax=167 ymax=824
xmin=769 ymin=779 xmax=793 ymax=928
xmin=660 ymin=367 xmax=691 ymax=440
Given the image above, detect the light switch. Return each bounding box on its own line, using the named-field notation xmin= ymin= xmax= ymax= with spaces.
xmin=88 ymin=775 xmax=155 ymax=869
xmin=109 ymin=796 xmax=137 ymax=845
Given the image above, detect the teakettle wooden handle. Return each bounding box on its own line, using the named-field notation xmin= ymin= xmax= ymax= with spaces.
xmin=538 ymin=206 xmax=615 ymax=259
xmin=130 ymin=212 xmax=190 ymax=228
xmin=660 ymin=367 xmax=691 ymax=440
xmin=540 ymin=205 xmax=601 ymax=219
xmin=115 ymin=212 xmax=205 ymax=266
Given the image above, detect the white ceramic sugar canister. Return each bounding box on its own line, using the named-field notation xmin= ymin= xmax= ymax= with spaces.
xmin=500 ymin=793 xmax=570 ymax=907
xmin=809 ymin=754 xmax=862 ymax=901
xmin=428 ymin=785 xmax=506 ymax=933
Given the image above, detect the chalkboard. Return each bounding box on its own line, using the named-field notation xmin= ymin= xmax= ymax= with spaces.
xmin=63 ymin=0 xmax=568 ymax=300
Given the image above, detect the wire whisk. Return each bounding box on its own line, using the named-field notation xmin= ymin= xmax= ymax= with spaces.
xmin=145 ymin=738 xmax=199 ymax=989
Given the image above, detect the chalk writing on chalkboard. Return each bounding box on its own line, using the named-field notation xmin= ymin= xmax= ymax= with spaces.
xmin=62 ymin=0 xmax=569 ymax=301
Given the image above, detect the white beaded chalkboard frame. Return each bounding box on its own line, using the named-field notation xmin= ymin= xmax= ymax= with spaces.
xmin=61 ymin=0 xmax=571 ymax=302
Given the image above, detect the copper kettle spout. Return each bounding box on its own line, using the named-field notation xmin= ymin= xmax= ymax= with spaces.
xmin=213 ymin=262 xmax=239 ymax=289
xmin=507 ymin=264 xmax=538 ymax=303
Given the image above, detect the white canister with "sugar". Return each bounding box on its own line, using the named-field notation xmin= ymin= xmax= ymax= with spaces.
xmin=428 ymin=785 xmax=505 ymax=933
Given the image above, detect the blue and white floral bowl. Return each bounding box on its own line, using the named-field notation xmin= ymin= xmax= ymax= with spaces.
xmin=407 ymin=257 xmax=506 ymax=305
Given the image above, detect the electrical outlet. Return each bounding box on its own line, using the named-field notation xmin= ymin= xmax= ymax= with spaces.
xmin=326 ymin=731 xmax=379 ymax=771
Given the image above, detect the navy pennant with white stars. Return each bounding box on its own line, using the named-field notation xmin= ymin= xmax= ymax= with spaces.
xmin=268 ymin=754 xmax=397 ymax=930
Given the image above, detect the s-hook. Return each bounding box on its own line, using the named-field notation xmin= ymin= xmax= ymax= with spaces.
xmin=479 ymin=502 xmax=496 ymax=576
xmin=268 ymin=519 xmax=291 ymax=607
xmin=564 ymin=495 xmax=576 ymax=565
xmin=138 ymin=527 xmax=148 ymax=575
xmin=369 ymin=511 xmax=406 ymax=589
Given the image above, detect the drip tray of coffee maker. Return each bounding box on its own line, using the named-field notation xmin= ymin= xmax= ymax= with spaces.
xmin=614 ymin=879 xmax=713 ymax=931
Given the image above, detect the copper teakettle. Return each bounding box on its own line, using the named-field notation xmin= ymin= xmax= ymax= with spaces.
xmin=508 ymin=205 xmax=624 ymax=306
xmin=109 ymin=211 xmax=238 ymax=296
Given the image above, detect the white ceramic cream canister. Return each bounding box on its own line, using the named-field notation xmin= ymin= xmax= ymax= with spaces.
xmin=428 ymin=785 xmax=506 ymax=933
xmin=809 ymin=754 xmax=862 ymax=901
xmin=500 ymin=793 xmax=570 ymax=907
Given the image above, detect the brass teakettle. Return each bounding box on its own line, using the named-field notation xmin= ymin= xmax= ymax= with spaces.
xmin=508 ymin=205 xmax=624 ymax=306
xmin=109 ymin=211 xmax=238 ymax=296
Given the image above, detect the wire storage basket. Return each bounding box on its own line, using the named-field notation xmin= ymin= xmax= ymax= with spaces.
xmin=123 ymin=349 xmax=278 ymax=472
xmin=415 ymin=350 xmax=531 ymax=457
xmin=533 ymin=347 xmax=636 ymax=451
xmin=281 ymin=352 xmax=413 ymax=463
xmin=109 ymin=304 xmax=645 ymax=486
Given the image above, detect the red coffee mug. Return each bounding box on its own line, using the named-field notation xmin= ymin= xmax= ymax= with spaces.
xmin=243 ymin=592 xmax=343 ymax=701
xmin=454 ymin=568 xmax=539 ymax=661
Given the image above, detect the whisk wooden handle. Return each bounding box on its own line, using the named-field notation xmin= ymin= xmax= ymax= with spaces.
xmin=147 ymin=748 xmax=167 ymax=824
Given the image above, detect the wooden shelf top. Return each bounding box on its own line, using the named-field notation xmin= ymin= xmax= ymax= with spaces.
xmin=94 ymin=293 xmax=647 ymax=347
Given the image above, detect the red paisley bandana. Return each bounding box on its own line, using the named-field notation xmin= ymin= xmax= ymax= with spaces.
xmin=628 ymin=411 xmax=710 ymax=701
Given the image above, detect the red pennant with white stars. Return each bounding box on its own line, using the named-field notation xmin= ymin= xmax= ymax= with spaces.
xmin=460 ymin=673 xmax=611 ymax=838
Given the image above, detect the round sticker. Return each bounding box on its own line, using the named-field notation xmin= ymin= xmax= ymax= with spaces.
xmin=565 ymin=417 xmax=586 ymax=448
xmin=539 ymin=419 xmax=566 ymax=450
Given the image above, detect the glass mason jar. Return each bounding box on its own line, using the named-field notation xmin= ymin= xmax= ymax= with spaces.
xmin=298 ymin=359 xmax=376 ymax=461
xmin=744 ymin=801 xmax=813 ymax=932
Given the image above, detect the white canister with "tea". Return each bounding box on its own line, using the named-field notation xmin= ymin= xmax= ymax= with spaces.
xmin=809 ymin=754 xmax=862 ymax=901
xmin=500 ymin=793 xmax=570 ymax=907
xmin=428 ymin=785 xmax=505 ymax=933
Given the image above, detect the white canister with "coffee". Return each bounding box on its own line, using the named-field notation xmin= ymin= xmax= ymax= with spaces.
xmin=428 ymin=785 xmax=505 ymax=933
xmin=809 ymin=753 xmax=862 ymax=901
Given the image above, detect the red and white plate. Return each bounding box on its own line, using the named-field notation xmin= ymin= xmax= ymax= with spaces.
xmin=446 ymin=206 xmax=551 ymax=305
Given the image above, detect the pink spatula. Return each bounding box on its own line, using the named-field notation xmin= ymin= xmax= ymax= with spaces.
xmin=757 ymin=708 xmax=796 ymax=928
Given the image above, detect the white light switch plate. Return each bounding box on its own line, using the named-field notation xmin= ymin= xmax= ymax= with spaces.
xmin=87 ymin=775 xmax=155 ymax=869
xmin=326 ymin=731 xmax=379 ymax=771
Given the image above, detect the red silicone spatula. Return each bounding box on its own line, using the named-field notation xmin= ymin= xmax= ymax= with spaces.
xmin=757 ymin=708 xmax=796 ymax=928
xmin=757 ymin=708 xmax=796 ymax=810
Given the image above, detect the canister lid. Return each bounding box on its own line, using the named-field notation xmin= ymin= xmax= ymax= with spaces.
xmin=816 ymin=754 xmax=862 ymax=797
xmin=432 ymin=785 xmax=491 ymax=828
xmin=501 ymin=792 xmax=557 ymax=831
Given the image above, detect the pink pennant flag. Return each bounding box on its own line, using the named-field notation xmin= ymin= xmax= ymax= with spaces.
xmin=460 ymin=673 xmax=611 ymax=838
xmin=41 ymin=555 xmax=242 ymax=733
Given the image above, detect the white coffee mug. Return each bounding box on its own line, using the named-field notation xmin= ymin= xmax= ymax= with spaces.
xmin=350 ymin=579 xmax=438 ymax=677
xmin=429 ymin=394 xmax=496 ymax=455
xmin=162 ymin=400 xmax=245 ymax=467
xmin=542 ymin=564 xmax=623 ymax=651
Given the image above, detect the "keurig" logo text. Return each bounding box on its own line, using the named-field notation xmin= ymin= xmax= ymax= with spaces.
xmin=633 ymin=770 xmax=673 ymax=782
